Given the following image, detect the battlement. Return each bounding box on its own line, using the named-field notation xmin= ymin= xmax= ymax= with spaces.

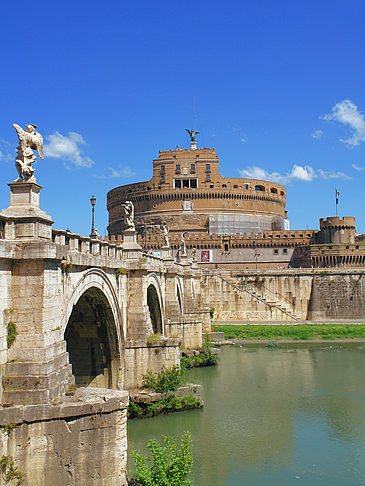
xmin=320 ymin=216 xmax=355 ymax=228
xmin=158 ymin=147 xmax=217 ymax=158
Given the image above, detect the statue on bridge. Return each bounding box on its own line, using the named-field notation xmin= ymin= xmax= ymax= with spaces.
xmin=160 ymin=222 xmax=170 ymax=248
xmin=13 ymin=123 xmax=44 ymax=183
xmin=122 ymin=201 xmax=135 ymax=231
xmin=180 ymin=232 xmax=188 ymax=257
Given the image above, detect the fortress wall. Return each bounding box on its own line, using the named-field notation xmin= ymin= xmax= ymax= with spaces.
xmin=0 ymin=388 xmax=128 ymax=486
xmin=201 ymin=270 xmax=365 ymax=323
xmin=307 ymin=273 xmax=365 ymax=320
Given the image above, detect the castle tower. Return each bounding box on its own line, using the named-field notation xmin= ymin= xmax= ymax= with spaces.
xmin=319 ymin=216 xmax=356 ymax=244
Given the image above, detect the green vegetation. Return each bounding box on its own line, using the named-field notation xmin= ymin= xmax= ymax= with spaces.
xmin=1 ymin=424 xmax=16 ymax=436
xmin=142 ymin=365 xmax=184 ymax=393
xmin=130 ymin=431 xmax=193 ymax=486
xmin=147 ymin=334 xmax=162 ymax=345
xmin=212 ymin=324 xmax=365 ymax=341
xmin=0 ymin=456 xmax=23 ymax=485
xmin=115 ymin=267 xmax=128 ymax=279
xmin=209 ymin=307 xmax=215 ymax=320
xmin=128 ymin=393 xmax=202 ymax=419
xmin=181 ymin=336 xmax=219 ymax=368
xmin=7 ymin=321 xmax=18 ymax=348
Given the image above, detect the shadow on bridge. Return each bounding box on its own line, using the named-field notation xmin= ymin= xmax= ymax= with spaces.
xmin=65 ymin=287 xmax=120 ymax=388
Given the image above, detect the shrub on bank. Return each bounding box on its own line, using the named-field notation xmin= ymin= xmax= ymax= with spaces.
xmin=128 ymin=393 xmax=202 ymax=419
xmin=181 ymin=336 xmax=220 ymax=369
xmin=142 ymin=365 xmax=184 ymax=393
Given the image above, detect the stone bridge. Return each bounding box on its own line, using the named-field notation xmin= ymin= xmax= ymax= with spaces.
xmin=0 ymin=182 xmax=209 ymax=407
xmin=0 ymin=181 xmax=210 ymax=485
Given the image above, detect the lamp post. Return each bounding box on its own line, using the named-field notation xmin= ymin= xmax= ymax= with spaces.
xmin=90 ymin=196 xmax=97 ymax=238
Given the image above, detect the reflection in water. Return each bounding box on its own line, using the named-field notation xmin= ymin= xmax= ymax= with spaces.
xmin=128 ymin=345 xmax=365 ymax=485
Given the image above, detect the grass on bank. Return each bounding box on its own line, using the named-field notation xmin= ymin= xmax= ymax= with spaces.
xmin=212 ymin=324 xmax=365 ymax=340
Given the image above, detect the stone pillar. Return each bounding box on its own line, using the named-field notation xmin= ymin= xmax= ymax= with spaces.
xmin=161 ymin=246 xmax=173 ymax=261
xmin=0 ymin=182 xmax=73 ymax=405
xmin=0 ymin=182 xmax=53 ymax=240
xmin=121 ymin=229 xmax=142 ymax=259
xmin=0 ymin=388 xmax=129 ymax=486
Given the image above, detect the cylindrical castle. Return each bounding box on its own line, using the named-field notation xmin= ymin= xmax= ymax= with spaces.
xmin=107 ymin=147 xmax=289 ymax=239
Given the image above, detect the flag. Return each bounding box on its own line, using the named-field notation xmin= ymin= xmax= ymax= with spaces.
xmin=335 ymin=188 xmax=339 ymax=205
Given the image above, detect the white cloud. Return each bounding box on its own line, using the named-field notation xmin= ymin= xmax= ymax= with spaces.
xmin=44 ymin=131 xmax=94 ymax=168
xmin=94 ymin=166 xmax=136 ymax=179
xmin=240 ymin=136 xmax=247 ymax=143
xmin=321 ymin=99 xmax=365 ymax=146
xmin=317 ymin=169 xmax=350 ymax=180
xmin=238 ymin=164 xmax=349 ymax=184
xmin=0 ymin=139 xmax=13 ymax=163
xmin=352 ymin=163 xmax=365 ymax=171
xmin=312 ymin=129 xmax=323 ymax=139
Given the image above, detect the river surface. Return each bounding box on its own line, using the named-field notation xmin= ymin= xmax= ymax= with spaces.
xmin=128 ymin=344 xmax=365 ymax=485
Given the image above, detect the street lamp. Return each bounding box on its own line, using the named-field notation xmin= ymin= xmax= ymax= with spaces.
xmin=90 ymin=196 xmax=97 ymax=238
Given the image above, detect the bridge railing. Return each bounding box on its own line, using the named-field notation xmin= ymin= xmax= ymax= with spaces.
xmin=52 ymin=229 xmax=170 ymax=265
xmin=52 ymin=229 xmax=125 ymax=259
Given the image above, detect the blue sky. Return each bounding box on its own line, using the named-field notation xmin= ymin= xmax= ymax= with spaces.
xmin=1 ymin=0 xmax=365 ymax=235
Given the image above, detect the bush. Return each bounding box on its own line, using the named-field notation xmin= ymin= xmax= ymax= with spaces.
xmin=7 ymin=321 xmax=18 ymax=348
xmin=130 ymin=431 xmax=193 ymax=486
xmin=142 ymin=365 xmax=184 ymax=393
xmin=128 ymin=393 xmax=202 ymax=419
xmin=181 ymin=336 xmax=219 ymax=369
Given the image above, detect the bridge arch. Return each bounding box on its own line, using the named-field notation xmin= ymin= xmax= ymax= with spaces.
xmin=146 ymin=273 xmax=164 ymax=334
xmin=63 ymin=268 xmax=123 ymax=389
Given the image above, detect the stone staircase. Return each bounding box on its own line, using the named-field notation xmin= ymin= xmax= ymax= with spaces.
xmin=219 ymin=275 xmax=299 ymax=321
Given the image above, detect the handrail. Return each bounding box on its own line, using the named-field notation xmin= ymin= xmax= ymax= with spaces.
xmin=218 ymin=275 xmax=298 ymax=321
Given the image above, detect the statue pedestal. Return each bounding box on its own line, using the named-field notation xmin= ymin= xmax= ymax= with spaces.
xmin=191 ymin=259 xmax=200 ymax=270
xmin=0 ymin=182 xmax=53 ymax=240
xmin=161 ymin=246 xmax=173 ymax=261
xmin=179 ymin=253 xmax=190 ymax=266
xmin=122 ymin=229 xmax=142 ymax=259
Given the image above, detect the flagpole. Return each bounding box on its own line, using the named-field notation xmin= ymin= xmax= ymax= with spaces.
xmin=335 ymin=188 xmax=338 ymax=217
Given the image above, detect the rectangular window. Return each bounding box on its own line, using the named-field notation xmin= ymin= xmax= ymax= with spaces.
xmin=274 ymin=249 xmax=279 ymax=254
xmin=183 ymin=179 xmax=189 ymax=188
xmin=160 ymin=175 xmax=165 ymax=183
xmin=175 ymin=164 xmax=181 ymax=174
xmin=190 ymin=163 xmax=196 ymax=173
xmin=206 ymin=173 xmax=211 ymax=181
xmin=190 ymin=179 xmax=197 ymax=188
xmin=175 ymin=179 xmax=182 ymax=189
xmin=160 ymin=165 xmax=165 ymax=174
xmin=206 ymin=164 xmax=211 ymax=172
xmin=245 ymin=184 xmax=249 ymax=190
xmin=283 ymin=248 xmax=288 ymax=254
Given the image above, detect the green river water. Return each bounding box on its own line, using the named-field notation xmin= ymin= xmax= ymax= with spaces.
xmin=128 ymin=344 xmax=365 ymax=485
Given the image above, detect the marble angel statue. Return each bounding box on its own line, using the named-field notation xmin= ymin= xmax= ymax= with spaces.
xmin=122 ymin=200 xmax=135 ymax=230
xmin=13 ymin=123 xmax=44 ymax=183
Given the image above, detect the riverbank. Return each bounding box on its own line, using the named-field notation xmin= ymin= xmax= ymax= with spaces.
xmin=212 ymin=323 xmax=365 ymax=341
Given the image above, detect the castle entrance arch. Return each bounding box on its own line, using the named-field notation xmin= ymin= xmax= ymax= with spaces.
xmin=147 ymin=284 xmax=163 ymax=334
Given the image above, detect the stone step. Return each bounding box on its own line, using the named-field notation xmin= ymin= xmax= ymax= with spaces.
xmin=4 ymin=352 xmax=69 ymax=377
xmin=3 ymin=363 xmax=73 ymax=392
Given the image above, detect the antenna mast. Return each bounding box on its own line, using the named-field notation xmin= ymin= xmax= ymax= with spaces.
xmin=194 ymin=96 xmax=196 ymax=132
xmin=186 ymin=97 xmax=200 ymax=150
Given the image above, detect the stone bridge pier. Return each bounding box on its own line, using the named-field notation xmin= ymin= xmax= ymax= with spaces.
xmin=0 ymin=181 xmax=206 ymax=485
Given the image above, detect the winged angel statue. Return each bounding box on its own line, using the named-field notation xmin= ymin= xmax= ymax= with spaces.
xmin=12 ymin=123 xmax=44 ymax=183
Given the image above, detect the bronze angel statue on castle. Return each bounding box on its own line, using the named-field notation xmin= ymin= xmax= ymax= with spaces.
xmin=13 ymin=123 xmax=44 ymax=183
